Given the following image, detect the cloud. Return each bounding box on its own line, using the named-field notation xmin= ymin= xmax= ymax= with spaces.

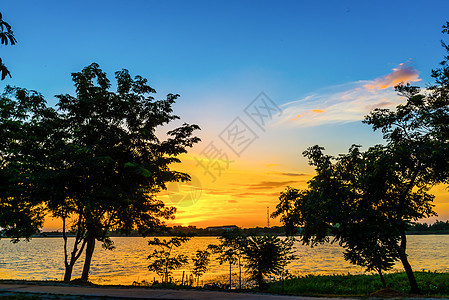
xmin=234 ymin=192 xmax=264 ymax=197
xmin=364 ymin=63 xmax=420 ymax=90
xmin=237 ymin=180 xmax=300 ymax=190
xmin=276 ymin=63 xmax=421 ymax=127
xmin=267 ymin=172 xmax=307 ymax=177
xmin=228 ymin=199 xmax=238 ymax=203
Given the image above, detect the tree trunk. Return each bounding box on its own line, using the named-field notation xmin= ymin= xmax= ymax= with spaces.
xmin=238 ymin=256 xmax=242 ymax=289
xmin=81 ymin=233 xmax=96 ymax=282
xmin=63 ymin=217 xmax=88 ymax=283
xmin=257 ymin=269 xmax=264 ymax=290
xmin=64 ymin=264 xmax=74 ymax=282
xmin=165 ymin=262 xmax=168 ymax=283
xmin=229 ymin=262 xmax=232 ymax=289
xmin=399 ymin=251 xmax=420 ymax=294
xmin=377 ymin=269 xmax=386 ymax=288
xmin=398 ymin=233 xmax=420 ymax=294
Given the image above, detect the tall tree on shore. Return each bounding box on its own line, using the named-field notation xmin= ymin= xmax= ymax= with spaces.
xmin=361 ymin=21 xmax=449 ymax=292
xmin=273 ymin=22 xmax=449 ymax=294
xmin=273 ymin=145 xmax=427 ymax=290
xmin=0 ymin=63 xmax=200 ymax=282
xmin=0 ymin=12 xmax=17 ymax=80
xmin=55 ymin=64 xmax=200 ymax=282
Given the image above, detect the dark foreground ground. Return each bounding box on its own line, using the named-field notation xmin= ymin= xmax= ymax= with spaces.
xmin=0 ymin=281 xmax=356 ymax=300
xmin=1 ymin=281 xmax=449 ymax=300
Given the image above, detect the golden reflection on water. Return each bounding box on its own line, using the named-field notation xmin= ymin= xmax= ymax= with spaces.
xmin=0 ymin=235 xmax=448 ymax=285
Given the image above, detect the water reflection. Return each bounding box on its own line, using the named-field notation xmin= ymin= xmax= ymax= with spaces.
xmin=0 ymin=235 xmax=448 ymax=285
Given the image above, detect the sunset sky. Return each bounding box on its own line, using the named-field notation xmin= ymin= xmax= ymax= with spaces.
xmin=2 ymin=1 xmax=449 ymax=229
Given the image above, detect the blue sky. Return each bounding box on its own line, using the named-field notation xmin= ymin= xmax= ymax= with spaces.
xmin=3 ymin=1 xmax=449 ymax=101
xmin=2 ymin=1 xmax=449 ymax=227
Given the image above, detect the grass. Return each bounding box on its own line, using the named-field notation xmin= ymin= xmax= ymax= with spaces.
xmin=2 ymin=273 xmax=449 ymax=298
xmin=265 ymin=271 xmax=449 ymax=296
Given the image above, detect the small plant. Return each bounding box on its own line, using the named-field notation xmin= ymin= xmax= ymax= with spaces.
xmin=147 ymin=235 xmax=191 ymax=283
xmin=208 ymin=228 xmax=247 ymax=289
xmin=243 ymin=235 xmax=296 ymax=290
xmin=191 ymin=249 xmax=211 ymax=286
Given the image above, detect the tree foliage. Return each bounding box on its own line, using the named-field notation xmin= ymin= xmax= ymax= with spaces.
xmin=242 ymin=235 xmax=295 ymax=290
xmin=0 ymin=87 xmax=50 ymax=241
xmin=147 ymin=235 xmax=191 ymax=283
xmin=0 ymin=12 xmax=17 ymax=80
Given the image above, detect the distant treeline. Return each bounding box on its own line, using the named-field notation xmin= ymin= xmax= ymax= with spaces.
xmin=37 ymin=226 xmax=284 ymax=237
xmin=406 ymin=220 xmax=449 ymax=234
xmin=39 ymin=221 xmax=449 ymax=237
xmin=108 ymin=225 xmax=287 ymax=237
xmin=112 ymin=221 xmax=449 ymax=236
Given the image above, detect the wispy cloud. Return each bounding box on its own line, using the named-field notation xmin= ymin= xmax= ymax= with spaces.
xmin=364 ymin=63 xmax=420 ymax=90
xmin=276 ymin=63 xmax=421 ymax=127
xmin=267 ymin=172 xmax=308 ymax=177
xmin=237 ymin=180 xmax=300 ymax=190
xmin=266 ymin=163 xmax=278 ymax=167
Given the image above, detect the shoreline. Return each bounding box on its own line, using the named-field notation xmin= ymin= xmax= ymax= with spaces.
xmin=27 ymin=232 xmax=449 ymax=238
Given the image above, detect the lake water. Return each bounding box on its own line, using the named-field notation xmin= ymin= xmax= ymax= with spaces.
xmin=0 ymin=235 xmax=448 ymax=285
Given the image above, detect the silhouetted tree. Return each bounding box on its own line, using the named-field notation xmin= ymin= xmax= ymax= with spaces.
xmin=273 ymin=144 xmax=435 ymax=293
xmin=273 ymin=22 xmax=449 ymax=294
xmin=208 ymin=242 xmax=237 ymax=289
xmin=242 ymin=235 xmax=295 ymax=290
xmin=0 ymin=12 xmax=17 ymax=80
xmin=191 ymin=249 xmax=210 ymax=286
xmin=220 ymin=229 xmax=247 ymax=288
xmin=147 ymin=235 xmax=191 ymax=283
xmin=361 ymin=22 xmax=449 ymax=293
xmin=55 ymin=64 xmax=200 ymax=282
xmin=0 ymin=63 xmax=200 ymax=282
xmin=208 ymin=229 xmax=247 ymax=289
xmin=0 ymin=87 xmax=49 ymax=241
